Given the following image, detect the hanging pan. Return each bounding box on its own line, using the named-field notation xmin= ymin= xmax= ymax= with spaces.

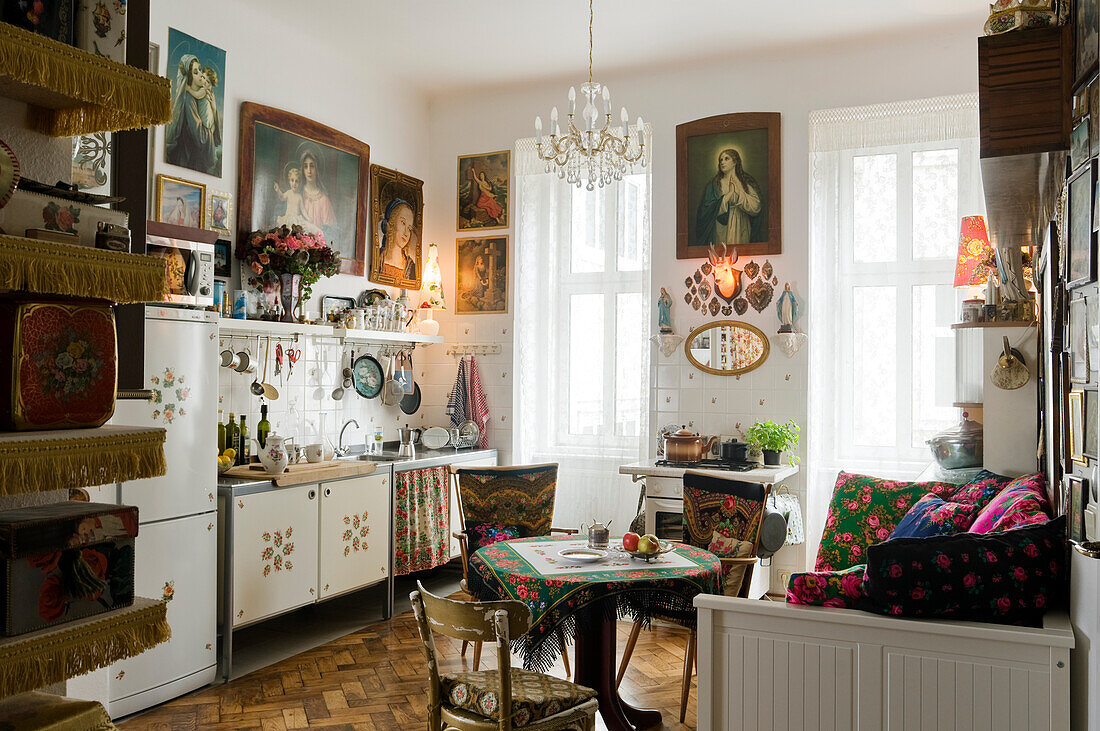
xmin=400 ymin=352 xmax=422 ymax=415
xmin=351 ymin=349 xmax=384 ymax=399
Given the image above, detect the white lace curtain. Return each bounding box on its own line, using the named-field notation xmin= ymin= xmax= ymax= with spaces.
xmin=513 ymin=137 xmax=652 ymax=532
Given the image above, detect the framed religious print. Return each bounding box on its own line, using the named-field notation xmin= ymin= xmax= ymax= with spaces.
xmin=1077 ymin=0 xmax=1099 ymax=88
xmin=456 ymin=236 xmax=508 ymax=314
xmin=457 ymin=151 xmax=509 ymax=231
xmin=676 ymin=112 xmax=781 ymax=259
xmin=1071 ymin=116 xmax=1091 ymax=172
xmin=1068 ymin=475 xmax=1089 ymax=543
xmin=237 ymin=102 xmax=370 ymax=276
xmin=1070 ymin=295 xmax=1090 ymax=384
xmin=213 ymin=239 xmax=231 ymax=278
xmin=1067 ymin=159 xmax=1098 ymax=289
xmin=368 ymin=165 xmax=424 ymax=290
xmin=165 ymin=28 xmax=226 ymax=178
xmin=1087 ymin=389 xmax=1099 ymax=460
xmin=207 ymin=190 xmax=232 ymax=235
xmin=155 ymin=174 xmax=205 ymax=227
xmin=1070 ymin=388 xmax=1087 ymax=467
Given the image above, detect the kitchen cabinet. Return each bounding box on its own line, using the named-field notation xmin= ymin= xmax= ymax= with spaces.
xmin=443 ymin=454 xmax=499 ymax=557
xmin=230 ymin=483 xmax=319 ymax=628
xmin=319 ymin=472 xmax=390 ymax=600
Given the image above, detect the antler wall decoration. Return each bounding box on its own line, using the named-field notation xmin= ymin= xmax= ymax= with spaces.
xmin=708 ymin=243 xmax=743 ymax=302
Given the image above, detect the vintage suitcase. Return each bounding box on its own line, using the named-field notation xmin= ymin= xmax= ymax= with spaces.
xmin=0 ymin=297 xmax=117 ymax=430
xmin=0 ymin=501 xmax=138 ymax=636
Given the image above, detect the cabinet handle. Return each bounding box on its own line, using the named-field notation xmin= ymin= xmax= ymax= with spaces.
xmin=308 ymin=489 xmax=316 ymax=500
xmin=324 ymin=488 xmax=331 ymax=497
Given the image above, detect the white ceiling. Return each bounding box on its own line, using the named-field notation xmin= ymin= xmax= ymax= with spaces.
xmin=249 ymin=0 xmax=988 ymax=96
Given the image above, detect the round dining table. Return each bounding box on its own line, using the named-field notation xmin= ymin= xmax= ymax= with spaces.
xmin=467 ymin=535 xmax=723 ymax=731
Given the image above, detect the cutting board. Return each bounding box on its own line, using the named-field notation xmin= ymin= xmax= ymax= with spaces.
xmin=222 ymin=460 xmax=377 ymax=486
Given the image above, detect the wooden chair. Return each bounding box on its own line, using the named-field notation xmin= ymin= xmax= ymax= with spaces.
xmin=450 ymin=463 xmax=576 ymax=676
xmin=614 ymin=470 xmax=771 ymax=722
xmin=410 ymin=582 xmax=598 ymax=731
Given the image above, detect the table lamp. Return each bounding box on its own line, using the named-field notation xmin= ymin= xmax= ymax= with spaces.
xmin=418 ymin=243 xmax=446 ymax=336
xmin=953 ymin=215 xmax=994 ymax=288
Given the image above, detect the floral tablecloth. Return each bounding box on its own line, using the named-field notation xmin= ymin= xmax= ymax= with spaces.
xmin=468 ymin=536 xmax=722 ymax=672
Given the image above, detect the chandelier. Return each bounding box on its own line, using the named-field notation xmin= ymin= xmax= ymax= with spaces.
xmin=534 ymin=0 xmax=647 ymax=190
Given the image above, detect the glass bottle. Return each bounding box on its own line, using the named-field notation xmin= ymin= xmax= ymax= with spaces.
xmin=226 ymin=412 xmax=238 ymax=461
xmin=217 ymin=409 xmax=226 ymax=453
xmin=257 ymin=404 xmax=270 ymax=449
xmin=239 ymin=415 xmax=250 ymax=465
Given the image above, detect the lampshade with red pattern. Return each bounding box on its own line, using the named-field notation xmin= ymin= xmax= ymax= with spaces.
xmin=953 ymin=215 xmax=994 ymax=287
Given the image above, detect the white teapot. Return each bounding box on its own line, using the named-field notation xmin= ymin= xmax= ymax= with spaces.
xmin=252 ymin=433 xmax=289 ymax=475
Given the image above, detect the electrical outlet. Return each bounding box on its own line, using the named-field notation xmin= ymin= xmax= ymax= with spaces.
xmin=776 ymin=569 xmax=793 ymax=589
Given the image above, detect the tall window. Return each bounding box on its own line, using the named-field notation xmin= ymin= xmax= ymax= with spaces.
xmin=514 ymin=139 xmax=651 ymax=530
xmin=807 ymin=95 xmax=982 ymax=559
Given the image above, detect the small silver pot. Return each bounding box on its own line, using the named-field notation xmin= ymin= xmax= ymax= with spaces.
xmin=927 ymin=419 xmax=983 ymax=470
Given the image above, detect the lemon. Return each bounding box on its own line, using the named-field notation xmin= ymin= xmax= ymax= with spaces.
xmin=223 ymin=448 xmax=236 ymax=459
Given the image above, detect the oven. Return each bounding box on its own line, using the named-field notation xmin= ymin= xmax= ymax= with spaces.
xmin=145 ymin=222 xmax=216 ymax=307
xmin=644 ymin=497 xmax=683 ymax=542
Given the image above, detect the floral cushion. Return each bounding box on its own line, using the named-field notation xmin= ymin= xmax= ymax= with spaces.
xmin=863 ymin=516 xmax=1066 ymax=625
xmin=466 ymin=522 xmax=523 ymax=551
xmin=969 ymin=474 xmax=1051 ymax=534
xmin=949 ymin=470 xmax=1013 ymax=510
xmin=890 ymin=494 xmax=981 ymax=539
xmin=710 ymin=538 xmax=754 ymax=597
xmin=785 ymin=564 xmax=867 ymax=609
xmin=816 ymin=473 xmax=955 ymax=571
xmin=441 ymin=668 xmax=597 ymax=727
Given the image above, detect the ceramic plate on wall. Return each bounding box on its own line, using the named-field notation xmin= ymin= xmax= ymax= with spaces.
xmin=422 ymin=426 xmax=449 ymax=450
xmin=351 ymin=353 xmax=383 ymax=399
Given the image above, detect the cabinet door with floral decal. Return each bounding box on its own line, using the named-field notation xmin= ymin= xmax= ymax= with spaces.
xmin=319 ymin=473 xmax=390 ymax=599
xmin=231 ymin=484 xmax=319 ymax=628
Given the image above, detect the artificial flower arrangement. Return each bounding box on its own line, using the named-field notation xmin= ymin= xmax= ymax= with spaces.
xmin=234 ymin=224 xmax=340 ymax=308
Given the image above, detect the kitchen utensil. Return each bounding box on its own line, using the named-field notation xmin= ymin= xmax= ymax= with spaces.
xmin=421 ymin=426 xmax=450 ymax=450
xmin=394 ymin=351 xmax=413 ymax=396
xmin=448 ymin=427 xmax=461 ymax=448
xmin=557 ymin=548 xmax=607 ymax=563
xmin=329 ymin=349 xmax=345 ymax=401
xmin=400 ymin=383 xmax=422 ymax=415
xmin=719 ymin=439 xmax=749 ymax=462
xmin=381 ymin=355 xmax=402 ymax=406
xmin=286 ymin=347 xmax=301 ymax=377
xmin=990 ymin=335 xmax=1030 ymax=390
xmin=580 ymin=519 xmax=612 ymax=549
xmin=251 ymin=433 xmax=289 ymax=474
xmin=306 ymin=443 xmax=324 ymax=463
xmin=351 ymin=351 xmax=384 ymax=399
xmin=233 ymin=348 xmax=252 ymax=373
xmin=219 ymin=348 xmax=240 ymax=369
xmin=397 ymin=424 xmax=420 ymax=458
xmin=457 ymin=420 xmax=480 ymax=448
xmin=755 ymin=505 xmax=788 ymax=559
xmin=927 ymin=418 xmax=983 ymax=470
xmin=275 ymin=342 xmax=283 ymax=377
xmin=664 ymin=428 xmax=719 ymax=462
xmin=260 ymin=338 xmax=279 ymax=399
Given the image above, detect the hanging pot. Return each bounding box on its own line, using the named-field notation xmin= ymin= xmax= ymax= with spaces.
xmin=756 ymin=505 xmax=788 ymax=559
xmin=990 ymin=335 xmax=1030 ymax=390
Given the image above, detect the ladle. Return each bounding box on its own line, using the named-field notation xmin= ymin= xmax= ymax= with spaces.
xmin=330 ymin=347 xmax=346 ymax=401
xmin=249 ymin=338 xmax=265 ymax=396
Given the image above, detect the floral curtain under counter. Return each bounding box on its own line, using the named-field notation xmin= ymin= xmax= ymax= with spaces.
xmin=393 ymin=466 xmax=449 ymax=575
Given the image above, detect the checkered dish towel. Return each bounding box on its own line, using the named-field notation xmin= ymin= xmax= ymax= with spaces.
xmin=446 ymin=356 xmax=468 ymax=428
xmin=466 ymin=355 xmax=490 ymax=448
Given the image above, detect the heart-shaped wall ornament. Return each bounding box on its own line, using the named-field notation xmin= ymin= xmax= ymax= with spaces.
xmin=746 ymin=279 xmax=775 ymax=313
xmin=701 ymin=261 xmax=712 ymax=276
xmin=772 ymin=276 xmax=779 ymax=285
xmin=692 ymin=296 xmax=701 ymax=310
xmin=733 ymin=298 xmax=748 ymax=315
xmin=762 ymin=261 xmax=774 ymax=280
xmin=684 ymin=276 xmax=693 ymax=288
xmin=684 ymin=292 xmax=692 ymax=304
xmin=709 ymin=298 xmax=721 ymax=315
xmin=721 ymin=305 xmax=733 ymax=316
xmin=693 ymin=270 xmax=703 ymax=284
xmin=744 ymin=261 xmax=760 ymax=280
xmin=690 ymin=284 xmax=697 ymax=296
xmin=698 ymin=279 xmax=712 ymax=301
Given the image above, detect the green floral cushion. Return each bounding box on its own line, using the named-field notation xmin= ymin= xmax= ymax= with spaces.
xmin=816 ymin=472 xmax=955 ymax=572
xmin=441 ymin=668 xmax=596 ymax=727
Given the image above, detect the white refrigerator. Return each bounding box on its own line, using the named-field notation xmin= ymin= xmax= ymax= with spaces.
xmin=94 ymin=306 xmax=220 ymax=716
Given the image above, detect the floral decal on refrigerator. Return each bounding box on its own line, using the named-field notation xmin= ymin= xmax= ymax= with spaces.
xmin=261 ymin=527 xmax=294 ymax=577
xmin=162 ymin=580 xmax=175 ymax=602
xmin=149 ymin=368 xmax=190 ymax=424
xmin=342 ymin=511 xmax=370 ymax=557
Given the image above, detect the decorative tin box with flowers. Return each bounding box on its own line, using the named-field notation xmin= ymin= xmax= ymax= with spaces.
xmin=0 ymin=501 xmax=137 ymax=636
xmin=234 ymin=224 xmax=340 ymax=322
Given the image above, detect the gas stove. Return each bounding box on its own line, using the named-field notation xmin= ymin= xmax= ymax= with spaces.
xmin=653 ymin=459 xmax=757 ymax=472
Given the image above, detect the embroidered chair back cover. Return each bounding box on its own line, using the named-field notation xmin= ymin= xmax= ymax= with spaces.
xmin=682 ymin=471 xmax=767 ymax=553
xmin=455 ymin=463 xmax=558 ymax=536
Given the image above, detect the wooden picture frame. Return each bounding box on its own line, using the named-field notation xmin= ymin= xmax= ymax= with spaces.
xmin=1068 ymin=474 xmax=1089 ymax=543
xmin=1071 ymin=115 xmax=1091 ymax=172
xmin=676 ymin=113 xmax=781 ymax=259
xmin=457 ymin=150 xmax=509 ymax=231
xmin=212 ymin=239 xmax=231 ymax=278
xmin=154 ymin=173 xmax=205 ymax=227
xmin=368 ymin=165 xmax=424 ymax=290
xmin=1070 ymin=295 xmax=1090 ymax=384
xmin=1061 ymin=350 xmax=1073 ymax=471
xmin=237 ymin=102 xmax=370 ymax=276
xmin=1070 ymin=388 xmax=1087 ymax=467
xmin=1067 ymin=159 xmax=1098 ymax=289
xmin=1076 ymin=0 xmax=1099 ymax=89
xmin=1087 ymin=389 xmax=1099 ymax=460
xmin=455 ymin=235 xmax=508 ymax=314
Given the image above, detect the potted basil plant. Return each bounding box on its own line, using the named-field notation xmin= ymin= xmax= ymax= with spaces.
xmin=746 ymin=419 xmax=800 ymax=466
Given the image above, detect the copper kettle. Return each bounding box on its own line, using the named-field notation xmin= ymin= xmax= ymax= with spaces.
xmin=664 ymin=428 xmax=718 ymax=462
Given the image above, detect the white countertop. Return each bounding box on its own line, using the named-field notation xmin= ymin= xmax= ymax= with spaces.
xmin=619 ymin=461 xmax=798 ymax=483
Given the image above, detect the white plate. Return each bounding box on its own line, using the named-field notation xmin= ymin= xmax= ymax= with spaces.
xmin=421 ymin=426 xmax=450 ymax=450
xmin=557 ymin=548 xmax=607 ymax=563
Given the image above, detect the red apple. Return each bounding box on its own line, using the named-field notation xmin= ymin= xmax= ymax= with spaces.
xmin=622 ymin=532 xmax=640 ymax=552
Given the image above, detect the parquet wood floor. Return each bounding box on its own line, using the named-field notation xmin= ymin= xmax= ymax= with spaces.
xmin=120 ymin=605 xmax=697 ymax=731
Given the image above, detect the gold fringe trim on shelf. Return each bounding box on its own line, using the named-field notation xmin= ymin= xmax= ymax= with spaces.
xmin=0 ymin=598 xmax=170 ymax=699
xmin=0 ymin=235 xmax=168 ymax=304
xmin=0 ymin=427 xmax=166 ymax=496
xmin=0 ymin=22 xmax=170 ymax=137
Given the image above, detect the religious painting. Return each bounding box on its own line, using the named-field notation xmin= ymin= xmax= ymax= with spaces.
xmin=676 ymin=113 xmax=781 ymax=259
xmin=155 ymin=174 xmax=205 ymax=228
xmin=237 ymin=102 xmax=370 ymax=275
xmin=1077 ymin=0 xmax=1099 ymax=88
xmin=207 ymin=190 xmax=231 ymax=234
xmin=368 ymin=165 xmax=423 ymax=290
xmin=457 ymin=151 xmax=509 ymax=231
xmin=1068 ymin=475 xmax=1088 ymax=543
xmin=456 ymin=236 xmax=508 ymax=314
xmin=165 ymin=28 xmax=226 ymax=178
xmin=213 ymin=239 xmax=231 ymax=278
xmin=1067 ymin=160 xmax=1097 ymax=289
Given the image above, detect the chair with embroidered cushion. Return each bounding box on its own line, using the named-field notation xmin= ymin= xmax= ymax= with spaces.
xmin=614 ymin=470 xmax=770 ymax=722
xmin=450 ymin=463 xmax=576 ymax=675
xmin=410 ymin=582 xmax=598 ymax=731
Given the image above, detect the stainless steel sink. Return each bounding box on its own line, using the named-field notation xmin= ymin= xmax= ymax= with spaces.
xmin=337 ymin=451 xmax=409 ymax=462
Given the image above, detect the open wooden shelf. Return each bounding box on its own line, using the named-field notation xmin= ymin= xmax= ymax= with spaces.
xmin=0 ymin=425 xmax=165 ymax=496
xmin=953 ymin=402 xmax=984 ymax=409
xmin=0 ymin=597 xmax=169 ymax=699
xmin=0 ymin=234 xmax=167 ymax=303
xmin=218 ymin=317 xmax=443 ymax=346
xmin=951 ymin=321 xmax=1035 ymax=329
xmin=0 ymin=21 xmax=170 ymax=137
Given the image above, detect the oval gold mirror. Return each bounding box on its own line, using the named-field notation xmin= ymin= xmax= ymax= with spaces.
xmin=684 ymin=320 xmax=770 ymax=376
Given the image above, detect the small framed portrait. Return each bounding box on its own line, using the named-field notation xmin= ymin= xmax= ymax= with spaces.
xmin=1077 ymin=0 xmax=1099 ymax=88
xmin=155 ymin=174 xmax=205 ymax=228
xmin=1070 ymin=389 xmax=1087 ymax=467
xmin=207 ymin=190 xmax=232 ymax=234
xmin=369 ymin=165 xmax=424 ymax=291
xmin=1071 ymin=116 xmax=1091 ymax=172
xmin=1087 ymin=389 xmax=1099 ymax=460
xmin=458 ymin=151 xmax=509 ymax=231
xmin=1090 ymin=296 xmax=1100 ymax=375
xmin=1067 ymin=160 xmax=1098 ymax=289
xmin=1070 ymin=296 xmax=1090 ymax=383
xmin=1068 ymin=475 xmax=1089 ymax=543
xmin=213 ymin=239 xmax=231 ymax=278
xmin=456 ymin=236 xmax=508 ymax=314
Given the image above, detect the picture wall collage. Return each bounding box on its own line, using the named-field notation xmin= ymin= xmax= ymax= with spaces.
xmin=152 ymin=27 xmax=514 ymax=315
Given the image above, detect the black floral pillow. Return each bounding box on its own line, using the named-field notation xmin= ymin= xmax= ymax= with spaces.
xmin=466 ymin=522 xmax=524 ymax=551
xmin=862 ymin=516 xmax=1065 ymax=626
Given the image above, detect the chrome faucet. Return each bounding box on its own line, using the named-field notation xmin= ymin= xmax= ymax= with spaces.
xmin=337 ymin=419 xmax=360 ymax=456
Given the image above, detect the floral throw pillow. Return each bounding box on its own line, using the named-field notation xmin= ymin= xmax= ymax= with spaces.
xmin=816 ymin=473 xmax=955 ymax=572
xmin=466 ymin=522 xmax=523 ymax=551
xmin=968 ymin=474 xmax=1051 ymax=534
xmin=890 ymin=494 xmax=981 ymax=539
xmin=785 ymin=564 xmax=867 ymax=609
xmin=863 ymin=516 xmax=1066 ymax=625
xmin=949 ymin=470 xmax=1013 ymax=511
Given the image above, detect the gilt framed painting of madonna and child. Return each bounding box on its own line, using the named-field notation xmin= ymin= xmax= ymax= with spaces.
xmin=457 ymin=150 xmax=509 ymax=231
xmin=676 ymin=112 xmax=781 ymax=259
xmin=237 ymin=102 xmax=370 ymax=275
xmin=165 ymin=28 xmax=226 ymax=178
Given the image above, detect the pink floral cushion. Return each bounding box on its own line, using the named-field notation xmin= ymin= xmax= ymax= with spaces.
xmin=949 ymin=470 xmax=1012 ymax=510
xmin=968 ymin=474 xmax=1051 ymax=534
xmin=816 ymin=473 xmax=955 ymax=571
xmin=786 ymin=564 xmax=867 ymax=608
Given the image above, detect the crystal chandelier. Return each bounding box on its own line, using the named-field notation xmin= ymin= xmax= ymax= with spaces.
xmin=534 ymin=0 xmax=647 ymax=190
